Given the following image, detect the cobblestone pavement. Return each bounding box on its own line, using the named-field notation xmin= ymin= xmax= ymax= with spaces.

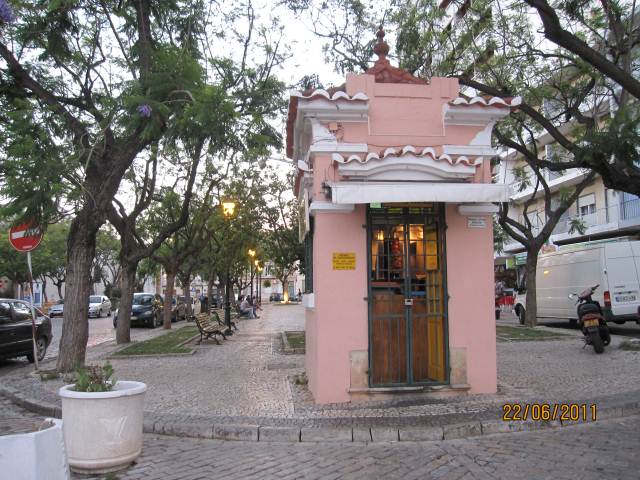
xmin=0 ymin=396 xmax=47 ymax=436
xmin=2 ymin=395 xmax=638 ymax=480
xmin=3 ymin=304 xmax=640 ymax=430
xmin=80 ymin=415 xmax=640 ymax=480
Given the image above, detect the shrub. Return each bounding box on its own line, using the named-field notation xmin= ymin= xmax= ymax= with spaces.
xmin=73 ymin=362 xmax=116 ymax=392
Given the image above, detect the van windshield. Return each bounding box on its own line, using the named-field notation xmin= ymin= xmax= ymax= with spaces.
xmin=89 ymin=296 xmax=102 ymax=303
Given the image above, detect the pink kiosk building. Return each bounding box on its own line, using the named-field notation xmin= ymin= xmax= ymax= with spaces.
xmin=288 ymin=31 xmax=520 ymax=404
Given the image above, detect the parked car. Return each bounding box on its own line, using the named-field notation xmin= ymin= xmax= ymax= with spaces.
xmin=48 ymin=300 xmax=64 ymax=317
xmin=0 ymin=299 xmax=53 ymax=363
xmin=269 ymin=293 xmax=282 ymax=302
xmin=172 ymin=297 xmax=187 ymax=322
xmin=113 ymin=293 xmax=162 ymax=329
xmin=88 ymin=295 xmax=112 ymax=318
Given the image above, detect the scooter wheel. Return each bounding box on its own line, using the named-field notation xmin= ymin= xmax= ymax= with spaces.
xmin=590 ymin=332 xmax=604 ymax=354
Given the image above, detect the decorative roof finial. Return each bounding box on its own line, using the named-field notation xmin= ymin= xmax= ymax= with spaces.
xmin=373 ymin=25 xmax=389 ymax=62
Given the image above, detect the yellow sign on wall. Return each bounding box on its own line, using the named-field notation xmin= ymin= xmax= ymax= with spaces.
xmin=332 ymin=252 xmax=356 ymax=270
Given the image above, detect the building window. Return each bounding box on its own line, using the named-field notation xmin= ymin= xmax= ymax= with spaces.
xmin=578 ymin=193 xmax=596 ymax=217
xmin=304 ymin=217 xmax=314 ymax=293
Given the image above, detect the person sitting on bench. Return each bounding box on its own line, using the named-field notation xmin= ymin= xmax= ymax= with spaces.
xmin=239 ymin=295 xmax=255 ymax=319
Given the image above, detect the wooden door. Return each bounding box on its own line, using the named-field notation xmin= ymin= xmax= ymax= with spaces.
xmin=369 ymin=206 xmax=447 ymax=386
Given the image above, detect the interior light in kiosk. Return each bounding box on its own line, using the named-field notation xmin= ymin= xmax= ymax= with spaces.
xmin=376 ymin=230 xmax=384 ymax=241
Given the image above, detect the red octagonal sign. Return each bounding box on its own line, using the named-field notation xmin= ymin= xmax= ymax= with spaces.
xmin=8 ymin=223 xmax=43 ymax=253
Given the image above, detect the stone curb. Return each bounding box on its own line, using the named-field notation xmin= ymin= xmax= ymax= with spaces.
xmin=3 ymin=385 xmax=638 ymax=443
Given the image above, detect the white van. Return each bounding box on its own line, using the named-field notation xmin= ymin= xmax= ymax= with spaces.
xmin=514 ymin=239 xmax=640 ymax=325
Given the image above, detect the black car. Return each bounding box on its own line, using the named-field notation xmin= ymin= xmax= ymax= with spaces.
xmin=0 ymin=299 xmax=53 ymax=363
xmin=113 ymin=293 xmax=162 ymax=328
xmin=269 ymin=292 xmax=282 ymax=302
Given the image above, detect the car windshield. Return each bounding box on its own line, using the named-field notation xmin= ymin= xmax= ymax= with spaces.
xmin=133 ymin=295 xmax=154 ymax=306
xmin=89 ymin=296 xmax=102 ymax=303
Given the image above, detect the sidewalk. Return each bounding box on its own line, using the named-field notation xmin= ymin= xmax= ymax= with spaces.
xmin=2 ymin=304 xmax=640 ymax=442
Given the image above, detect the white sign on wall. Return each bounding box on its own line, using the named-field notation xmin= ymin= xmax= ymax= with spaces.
xmin=467 ymin=216 xmax=487 ymax=228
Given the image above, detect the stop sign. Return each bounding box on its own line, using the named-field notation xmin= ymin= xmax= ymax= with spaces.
xmin=8 ymin=223 xmax=43 ymax=252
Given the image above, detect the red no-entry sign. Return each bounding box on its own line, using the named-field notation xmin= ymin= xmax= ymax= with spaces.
xmin=8 ymin=223 xmax=43 ymax=252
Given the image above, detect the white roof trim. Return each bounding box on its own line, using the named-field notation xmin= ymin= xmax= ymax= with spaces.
xmin=290 ymin=89 xmax=369 ymax=102
xmin=444 ymin=104 xmax=512 ymax=126
xmin=450 ymin=96 xmax=522 ymax=107
xmin=335 ymin=154 xmax=476 ymax=181
xmin=328 ymin=181 xmax=508 ymax=204
xmin=331 ymin=146 xmax=481 ymax=167
xmin=309 ymin=201 xmax=355 ymax=215
xmin=443 ymin=145 xmax=497 ymax=157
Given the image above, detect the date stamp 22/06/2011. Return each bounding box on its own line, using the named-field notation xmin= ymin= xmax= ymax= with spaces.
xmin=502 ymin=403 xmax=597 ymax=422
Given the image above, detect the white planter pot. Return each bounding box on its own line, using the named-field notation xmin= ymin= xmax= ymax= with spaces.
xmin=59 ymin=381 xmax=146 ymax=474
xmin=0 ymin=418 xmax=70 ymax=480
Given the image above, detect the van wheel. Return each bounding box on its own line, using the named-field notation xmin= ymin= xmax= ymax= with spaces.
xmin=517 ymin=307 xmax=525 ymax=325
xmin=569 ymin=319 xmax=577 ymax=328
xmin=613 ymin=320 xmax=625 ymax=325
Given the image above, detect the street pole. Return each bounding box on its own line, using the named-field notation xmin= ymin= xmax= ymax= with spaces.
xmin=224 ymin=272 xmax=232 ymax=335
xmin=250 ymin=261 xmax=254 ymax=303
xmin=27 ymin=251 xmax=38 ymax=371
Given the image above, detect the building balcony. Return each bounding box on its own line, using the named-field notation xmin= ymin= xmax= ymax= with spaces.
xmin=510 ymin=169 xmax=588 ymax=203
xmin=502 ymin=196 xmax=640 ymax=253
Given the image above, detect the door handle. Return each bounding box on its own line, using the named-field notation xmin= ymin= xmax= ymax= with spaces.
xmin=404 ymin=298 xmax=413 ymax=306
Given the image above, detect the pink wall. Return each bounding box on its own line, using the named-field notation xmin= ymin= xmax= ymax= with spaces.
xmin=301 ymin=71 xmax=501 ymax=402
xmin=445 ymin=204 xmax=497 ymax=393
xmin=307 ymin=205 xmax=368 ymax=404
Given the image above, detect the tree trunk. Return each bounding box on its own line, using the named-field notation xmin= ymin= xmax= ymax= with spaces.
xmin=56 ymin=216 xmax=97 ymax=372
xmin=524 ymin=250 xmax=539 ymax=328
xmin=182 ymin=274 xmax=192 ymax=318
xmin=41 ymin=276 xmax=48 ymax=304
xmin=163 ymin=271 xmax=176 ymax=329
xmin=55 ymin=281 xmax=63 ymax=300
xmin=116 ymin=262 xmax=138 ymax=344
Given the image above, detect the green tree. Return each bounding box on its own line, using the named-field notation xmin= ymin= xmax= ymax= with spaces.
xmin=0 ymin=1 xmax=209 ymax=370
xmin=262 ymin=171 xmax=304 ymax=300
xmin=32 ymin=221 xmax=70 ymax=301
xmin=0 ymin=224 xmax=29 ymax=298
xmin=1 ymin=1 xmax=286 ymax=368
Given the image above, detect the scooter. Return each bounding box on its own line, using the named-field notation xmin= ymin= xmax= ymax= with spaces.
xmin=569 ymin=284 xmax=611 ymax=354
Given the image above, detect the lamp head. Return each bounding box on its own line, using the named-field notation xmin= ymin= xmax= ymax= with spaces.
xmin=222 ymin=201 xmax=236 ymax=218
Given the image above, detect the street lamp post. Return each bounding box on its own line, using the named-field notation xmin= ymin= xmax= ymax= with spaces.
xmin=257 ymin=264 xmax=263 ymax=304
xmin=254 ymin=259 xmax=260 ymax=302
xmin=248 ymin=249 xmax=256 ymax=303
xmin=222 ymin=200 xmax=236 ymax=334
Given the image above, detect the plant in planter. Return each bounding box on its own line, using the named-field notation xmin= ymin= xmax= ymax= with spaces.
xmin=59 ymin=363 xmax=146 ymax=474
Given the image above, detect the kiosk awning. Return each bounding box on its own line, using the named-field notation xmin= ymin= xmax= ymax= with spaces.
xmin=328 ymin=181 xmax=509 ymax=204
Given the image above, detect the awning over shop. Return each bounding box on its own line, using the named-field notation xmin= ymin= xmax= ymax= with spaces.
xmin=327 ymin=181 xmax=509 ymax=204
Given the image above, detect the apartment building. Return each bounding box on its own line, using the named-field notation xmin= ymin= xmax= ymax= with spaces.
xmin=500 ymin=149 xmax=640 ymax=254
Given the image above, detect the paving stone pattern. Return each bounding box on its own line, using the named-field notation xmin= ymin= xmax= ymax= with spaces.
xmin=85 ymin=415 xmax=640 ymax=480
xmin=4 ymin=304 xmax=640 ymax=432
xmin=0 ymin=396 xmax=48 ymax=436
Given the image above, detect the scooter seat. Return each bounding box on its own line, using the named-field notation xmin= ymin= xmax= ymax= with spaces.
xmin=578 ymin=303 xmax=600 ymax=316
